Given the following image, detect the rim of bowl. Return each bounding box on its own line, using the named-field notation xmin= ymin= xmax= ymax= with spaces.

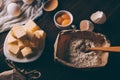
xmin=54 ymin=10 xmax=73 ymax=28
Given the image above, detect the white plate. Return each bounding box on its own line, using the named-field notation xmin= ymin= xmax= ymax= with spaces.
xmin=3 ymin=31 xmax=45 ymax=63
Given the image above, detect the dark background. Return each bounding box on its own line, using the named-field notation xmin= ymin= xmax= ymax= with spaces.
xmin=0 ymin=0 xmax=120 ymax=80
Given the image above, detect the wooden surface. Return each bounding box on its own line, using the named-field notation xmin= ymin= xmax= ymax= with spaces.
xmin=0 ymin=0 xmax=120 ymax=80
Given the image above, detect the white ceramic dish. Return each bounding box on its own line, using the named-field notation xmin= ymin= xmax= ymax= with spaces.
xmin=54 ymin=10 xmax=73 ymax=29
xmin=3 ymin=31 xmax=45 ymax=63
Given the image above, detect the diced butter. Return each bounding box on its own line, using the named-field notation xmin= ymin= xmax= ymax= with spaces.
xmin=34 ymin=30 xmax=46 ymax=39
xmin=30 ymin=30 xmax=46 ymax=49
xmin=21 ymin=47 xmax=33 ymax=57
xmin=21 ymin=39 xmax=31 ymax=47
xmin=24 ymin=19 xmax=40 ymax=39
xmin=7 ymin=34 xmax=17 ymax=44
xmin=8 ymin=43 xmax=20 ymax=55
xmin=18 ymin=40 xmax=24 ymax=49
xmin=7 ymin=19 xmax=46 ymax=59
xmin=24 ymin=19 xmax=40 ymax=32
xmin=12 ymin=24 xmax=27 ymax=39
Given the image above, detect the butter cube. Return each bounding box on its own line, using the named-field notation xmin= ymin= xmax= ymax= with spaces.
xmin=21 ymin=47 xmax=33 ymax=57
xmin=30 ymin=30 xmax=46 ymax=49
xmin=34 ymin=30 xmax=46 ymax=39
xmin=12 ymin=24 xmax=27 ymax=39
xmin=8 ymin=44 xmax=20 ymax=55
xmin=24 ymin=19 xmax=40 ymax=32
xmin=24 ymin=19 xmax=40 ymax=39
xmin=18 ymin=40 xmax=24 ymax=49
xmin=7 ymin=34 xmax=17 ymax=44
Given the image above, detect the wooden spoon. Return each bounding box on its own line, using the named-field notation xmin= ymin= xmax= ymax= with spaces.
xmin=88 ymin=46 xmax=120 ymax=52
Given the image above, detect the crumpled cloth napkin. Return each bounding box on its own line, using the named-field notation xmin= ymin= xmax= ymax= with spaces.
xmin=0 ymin=59 xmax=41 ymax=80
xmin=0 ymin=0 xmax=43 ymax=33
xmin=0 ymin=69 xmax=26 ymax=80
xmin=0 ymin=69 xmax=41 ymax=80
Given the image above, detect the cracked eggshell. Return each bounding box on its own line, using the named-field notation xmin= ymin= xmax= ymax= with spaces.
xmin=90 ymin=11 xmax=106 ymax=24
xmin=44 ymin=0 xmax=58 ymax=11
xmin=7 ymin=3 xmax=21 ymax=17
xmin=22 ymin=0 xmax=34 ymax=5
xmin=80 ymin=20 xmax=94 ymax=31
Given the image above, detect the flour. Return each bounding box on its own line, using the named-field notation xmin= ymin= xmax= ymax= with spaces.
xmin=67 ymin=39 xmax=102 ymax=68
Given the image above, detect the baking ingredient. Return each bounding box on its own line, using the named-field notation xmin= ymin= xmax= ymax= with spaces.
xmin=80 ymin=20 xmax=94 ymax=31
xmin=8 ymin=44 xmax=20 ymax=55
xmin=18 ymin=40 xmax=24 ymax=49
xmin=7 ymin=19 xmax=46 ymax=58
xmin=22 ymin=0 xmax=34 ymax=5
xmin=34 ymin=30 xmax=46 ymax=39
xmin=44 ymin=0 xmax=58 ymax=11
xmin=56 ymin=17 xmax=63 ymax=24
xmin=62 ymin=19 xmax=71 ymax=25
xmin=7 ymin=34 xmax=17 ymax=44
xmin=33 ymin=30 xmax=46 ymax=48
xmin=21 ymin=47 xmax=32 ymax=57
xmin=61 ymin=13 xmax=70 ymax=19
xmin=11 ymin=24 xmax=27 ymax=39
xmin=24 ymin=19 xmax=40 ymax=32
xmin=56 ymin=12 xmax=71 ymax=26
xmin=67 ymin=39 xmax=102 ymax=68
xmin=24 ymin=19 xmax=40 ymax=38
xmin=7 ymin=3 xmax=21 ymax=17
xmin=55 ymin=31 xmax=110 ymax=68
xmin=90 ymin=11 xmax=106 ymax=24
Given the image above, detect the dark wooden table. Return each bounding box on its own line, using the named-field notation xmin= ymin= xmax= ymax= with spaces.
xmin=0 ymin=0 xmax=120 ymax=80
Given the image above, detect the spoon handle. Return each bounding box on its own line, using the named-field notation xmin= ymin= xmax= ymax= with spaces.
xmin=88 ymin=46 xmax=120 ymax=52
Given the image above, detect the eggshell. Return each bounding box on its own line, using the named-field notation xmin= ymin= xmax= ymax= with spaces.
xmin=7 ymin=3 xmax=21 ymax=17
xmin=90 ymin=11 xmax=106 ymax=24
xmin=44 ymin=0 xmax=58 ymax=11
xmin=80 ymin=20 xmax=94 ymax=31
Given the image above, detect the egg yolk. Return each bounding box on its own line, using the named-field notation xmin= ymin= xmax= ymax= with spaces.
xmin=61 ymin=13 xmax=70 ymax=19
xmin=62 ymin=19 xmax=70 ymax=26
xmin=56 ymin=16 xmax=63 ymax=25
xmin=56 ymin=13 xmax=71 ymax=26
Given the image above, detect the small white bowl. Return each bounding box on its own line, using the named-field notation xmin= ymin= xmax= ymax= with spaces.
xmin=54 ymin=10 xmax=73 ymax=29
